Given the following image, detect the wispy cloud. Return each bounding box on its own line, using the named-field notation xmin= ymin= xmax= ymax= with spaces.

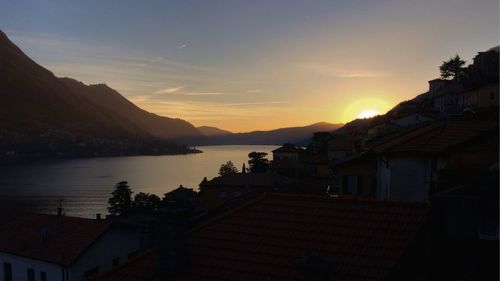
xmin=301 ymin=63 xmax=395 ymax=79
xmin=178 ymin=44 xmax=187 ymax=49
xmin=184 ymin=92 xmax=225 ymax=96
xmin=154 ymin=86 xmax=184 ymax=94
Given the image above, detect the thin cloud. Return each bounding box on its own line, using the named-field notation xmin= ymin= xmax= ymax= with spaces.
xmin=178 ymin=44 xmax=187 ymax=49
xmin=302 ymin=63 xmax=395 ymax=79
xmin=154 ymin=86 xmax=184 ymax=94
xmin=184 ymin=92 xmax=224 ymax=96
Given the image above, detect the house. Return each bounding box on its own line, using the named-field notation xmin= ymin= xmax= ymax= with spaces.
xmin=331 ymin=152 xmax=377 ymax=197
xmin=270 ymin=143 xmax=305 ymax=177
xmin=428 ymin=169 xmax=499 ymax=280
xmin=428 ymin=78 xmax=450 ymax=94
xmin=370 ymin=119 xmax=498 ymax=202
xmin=199 ymin=173 xmax=296 ymax=210
xmin=472 ymin=46 xmax=499 ymax=81
xmin=432 ymin=82 xmax=464 ymax=117
xmin=391 ymin=113 xmax=434 ymax=128
xmin=458 ymin=83 xmax=499 ymax=110
xmin=163 ymin=185 xmax=198 ymax=207
xmin=303 ymin=154 xmax=330 ymax=178
xmin=327 ymin=136 xmax=357 ymax=161
xmin=366 ymin=113 xmax=435 ymax=143
xmin=0 ymin=213 xmax=144 ymax=281
xmin=96 ymin=193 xmax=428 ymax=281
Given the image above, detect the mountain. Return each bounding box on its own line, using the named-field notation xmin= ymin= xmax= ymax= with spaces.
xmin=197 ymin=126 xmax=233 ymax=137
xmin=59 ymin=78 xmax=201 ymax=139
xmin=0 ymin=30 xmax=202 ymax=158
xmin=199 ymin=122 xmax=343 ymax=145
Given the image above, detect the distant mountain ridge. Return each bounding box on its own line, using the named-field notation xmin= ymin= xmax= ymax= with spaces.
xmin=0 ymin=29 xmax=343 ymax=156
xmin=198 ymin=122 xmax=343 ymax=145
xmin=0 ymin=30 xmax=201 ymax=140
xmin=197 ymin=126 xmax=233 ymax=137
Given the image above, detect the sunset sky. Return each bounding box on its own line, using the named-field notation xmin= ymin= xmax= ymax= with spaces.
xmin=1 ymin=0 xmax=498 ymax=132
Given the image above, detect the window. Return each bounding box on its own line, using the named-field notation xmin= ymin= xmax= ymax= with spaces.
xmin=342 ymin=175 xmax=363 ymax=195
xmin=3 ymin=262 xmax=12 ymax=281
xmin=84 ymin=266 xmax=100 ymax=278
xmin=234 ymin=190 xmax=242 ymax=198
xmin=40 ymin=271 xmax=47 ymax=281
xmin=112 ymin=257 xmax=120 ymax=267
xmin=27 ymin=268 xmax=35 ymax=281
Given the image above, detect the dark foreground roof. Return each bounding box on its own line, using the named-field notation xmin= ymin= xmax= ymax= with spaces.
xmin=0 ymin=213 xmax=109 ymax=265
xmin=97 ymin=193 xmax=428 ymax=281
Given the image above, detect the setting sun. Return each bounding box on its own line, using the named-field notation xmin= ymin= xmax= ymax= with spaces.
xmin=357 ymin=109 xmax=380 ymax=119
xmin=341 ymin=98 xmax=391 ymax=122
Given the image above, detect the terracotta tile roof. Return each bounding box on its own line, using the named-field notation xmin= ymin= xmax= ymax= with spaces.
xmin=0 ymin=213 xmax=109 ymax=265
xmin=97 ymin=193 xmax=427 ymax=281
xmin=369 ymin=120 xmax=498 ymax=154
xmin=200 ymin=173 xmax=297 ymax=188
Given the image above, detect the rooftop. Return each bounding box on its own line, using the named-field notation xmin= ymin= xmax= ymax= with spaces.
xmin=272 ymin=143 xmax=305 ymax=153
xmin=97 ymin=193 xmax=428 ymax=281
xmin=369 ymin=120 xmax=498 ymax=154
xmin=0 ymin=213 xmax=109 ymax=265
xmin=200 ymin=173 xmax=297 ymax=188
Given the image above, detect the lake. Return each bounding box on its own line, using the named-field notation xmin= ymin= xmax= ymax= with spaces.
xmin=0 ymin=145 xmax=277 ymax=218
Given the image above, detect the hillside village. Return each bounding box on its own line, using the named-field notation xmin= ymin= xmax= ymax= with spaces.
xmin=0 ymin=47 xmax=497 ymax=281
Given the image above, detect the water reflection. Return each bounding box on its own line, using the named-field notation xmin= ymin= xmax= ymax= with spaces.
xmin=0 ymin=145 xmax=277 ymax=218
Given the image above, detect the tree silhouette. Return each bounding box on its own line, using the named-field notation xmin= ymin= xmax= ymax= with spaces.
xmin=108 ymin=181 xmax=133 ymax=216
xmin=440 ymin=55 xmax=466 ymax=81
xmin=248 ymin=152 xmax=270 ymax=173
xmin=219 ymin=161 xmax=239 ymax=176
xmin=134 ymin=192 xmax=161 ymax=212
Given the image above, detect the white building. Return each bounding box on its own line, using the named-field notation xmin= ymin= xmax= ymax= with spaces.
xmin=370 ymin=120 xmax=497 ymax=202
xmin=0 ymin=213 xmax=144 ymax=281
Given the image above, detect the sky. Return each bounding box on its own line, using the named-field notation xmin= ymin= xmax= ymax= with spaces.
xmin=0 ymin=0 xmax=498 ymax=132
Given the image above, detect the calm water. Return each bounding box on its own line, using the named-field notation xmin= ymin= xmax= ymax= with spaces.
xmin=0 ymin=145 xmax=277 ymax=218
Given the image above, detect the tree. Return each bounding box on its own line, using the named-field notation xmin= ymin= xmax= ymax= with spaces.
xmin=440 ymin=55 xmax=466 ymax=81
xmin=133 ymin=192 xmax=161 ymax=212
xmin=108 ymin=181 xmax=133 ymax=216
xmin=248 ymin=152 xmax=270 ymax=173
xmin=219 ymin=161 xmax=239 ymax=176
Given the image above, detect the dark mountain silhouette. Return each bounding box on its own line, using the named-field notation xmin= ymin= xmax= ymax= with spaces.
xmin=0 ymin=30 xmax=201 ymax=139
xmin=199 ymin=122 xmax=343 ymax=145
xmin=0 ymin=30 xmax=201 ymax=158
xmin=59 ymin=78 xmax=201 ymax=139
xmin=197 ymin=126 xmax=233 ymax=137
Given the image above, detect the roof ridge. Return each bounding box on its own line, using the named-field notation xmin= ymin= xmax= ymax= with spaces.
xmin=370 ymin=122 xmax=442 ymax=152
xmin=188 ymin=193 xmax=268 ymax=234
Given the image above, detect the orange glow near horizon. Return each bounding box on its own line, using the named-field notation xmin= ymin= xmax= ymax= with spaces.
xmin=341 ymin=98 xmax=391 ymax=123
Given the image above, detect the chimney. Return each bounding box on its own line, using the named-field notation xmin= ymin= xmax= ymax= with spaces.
xmin=296 ymin=252 xmax=332 ymax=281
xmin=156 ymin=208 xmax=188 ymax=281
